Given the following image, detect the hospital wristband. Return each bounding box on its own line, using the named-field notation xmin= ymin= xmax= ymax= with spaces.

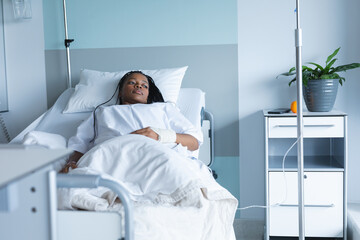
xmin=150 ymin=127 xmax=177 ymax=143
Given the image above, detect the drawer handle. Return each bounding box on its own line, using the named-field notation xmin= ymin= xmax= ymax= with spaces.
xmin=277 ymin=204 xmax=335 ymax=208
xmin=276 ymin=124 xmax=335 ymax=128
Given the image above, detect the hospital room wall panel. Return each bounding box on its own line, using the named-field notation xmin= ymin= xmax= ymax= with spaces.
xmin=211 ymin=156 xmax=240 ymax=218
xmin=0 ymin=0 xmax=47 ymax=143
xmin=342 ymin=0 xmax=360 ymax=206
xmin=42 ymin=0 xmax=237 ymax=50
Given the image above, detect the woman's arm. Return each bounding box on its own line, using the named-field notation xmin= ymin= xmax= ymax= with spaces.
xmin=131 ymin=127 xmax=199 ymax=151
xmin=176 ymin=133 xmax=199 ymax=151
xmin=165 ymin=104 xmax=203 ymax=151
xmin=59 ymin=151 xmax=84 ymax=173
xmin=68 ymin=115 xmax=95 ymax=155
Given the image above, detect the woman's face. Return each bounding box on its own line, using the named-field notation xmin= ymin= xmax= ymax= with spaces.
xmin=119 ymin=73 xmax=149 ymax=104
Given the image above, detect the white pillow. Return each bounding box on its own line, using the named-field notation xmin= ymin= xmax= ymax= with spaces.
xmin=63 ymin=66 xmax=188 ymax=113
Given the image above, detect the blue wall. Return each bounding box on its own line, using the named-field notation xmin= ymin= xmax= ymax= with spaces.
xmin=212 ymin=156 xmax=240 ymax=217
xmin=43 ymin=0 xmax=237 ymax=49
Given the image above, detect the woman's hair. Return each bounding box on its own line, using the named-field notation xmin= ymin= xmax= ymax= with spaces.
xmin=90 ymin=71 xmax=164 ymax=142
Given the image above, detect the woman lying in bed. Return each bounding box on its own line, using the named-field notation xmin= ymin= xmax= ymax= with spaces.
xmin=60 ymin=71 xmax=202 ymax=173
xmin=58 ymin=71 xmax=237 ymax=239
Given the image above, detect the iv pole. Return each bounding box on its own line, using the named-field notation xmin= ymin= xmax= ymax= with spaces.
xmin=295 ymin=0 xmax=305 ymax=239
xmin=62 ymin=0 xmax=74 ymax=89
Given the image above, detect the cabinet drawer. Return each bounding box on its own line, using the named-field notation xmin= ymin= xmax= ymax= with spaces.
xmin=268 ymin=117 xmax=344 ymax=138
xmin=269 ymin=172 xmax=343 ymax=237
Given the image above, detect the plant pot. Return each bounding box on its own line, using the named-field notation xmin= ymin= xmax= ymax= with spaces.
xmin=303 ymin=79 xmax=338 ymax=112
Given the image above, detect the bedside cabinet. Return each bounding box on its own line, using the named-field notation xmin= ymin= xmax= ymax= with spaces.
xmin=264 ymin=110 xmax=347 ymax=239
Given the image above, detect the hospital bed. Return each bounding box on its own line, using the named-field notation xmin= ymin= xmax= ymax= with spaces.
xmin=10 ymin=86 xmax=236 ymax=240
xmin=12 ymin=88 xmax=213 ymax=167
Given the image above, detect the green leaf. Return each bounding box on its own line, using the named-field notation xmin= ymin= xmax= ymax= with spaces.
xmin=307 ymin=62 xmax=324 ymax=71
xmin=278 ymin=72 xmax=295 ymax=77
xmin=302 ymin=66 xmax=314 ymax=71
xmin=277 ymin=66 xmax=299 ymax=79
xmin=326 ymin=47 xmax=340 ymax=64
xmin=333 ymin=63 xmax=360 ymax=73
xmin=288 ymin=67 xmax=296 ymax=74
xmin=324 ymin=58 xmax=337 ymax=73
xmin=332 ymin=73 xmax=341 ymax=79
xmin=279 ymin=47 xmax=360 ymax=87
xmin=339 ymin=77 xmax=345 ymax=86
xmin=302 ymin=71 xmax=313 ymax=81
xmin=320 ymin=75 xmax=332 ymax=79
xmin=288 ymin=77 xmax=296 ymax=86
xmin=320 ymin=73 xmax=340 ymax=79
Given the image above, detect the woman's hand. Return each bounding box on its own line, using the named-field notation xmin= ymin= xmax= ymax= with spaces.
xmin=131 ymin=127 xmax=199 ymax=151
xmin=59 ymin=151 xmax=84 ymax=173
xmin=59 ymin=160 xmax=78 ymax=173
xmin=131 ymin=127 xmax=159 ymax=141
xmin=176 ymin=134 xmax=199 ymax=151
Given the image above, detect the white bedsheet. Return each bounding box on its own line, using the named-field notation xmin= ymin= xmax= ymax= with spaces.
xmin=126 ymin=192 xmax=236 ymax=240
xmin=58 ymin=134 xmax=237 ymax=239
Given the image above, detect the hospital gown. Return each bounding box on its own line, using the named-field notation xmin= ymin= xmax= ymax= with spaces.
xmin=68 ymin=102 xmax=203 ymax=158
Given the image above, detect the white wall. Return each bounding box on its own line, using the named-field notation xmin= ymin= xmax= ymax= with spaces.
xmin=238 ymin=0 xmax=360 ymax=219
xmin=342 ymin=0 xmax=360 ymax=203
xmin=0 ymin=0 xmax=47 ymax=143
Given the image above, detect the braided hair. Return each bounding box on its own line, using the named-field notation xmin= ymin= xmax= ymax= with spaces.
xmin=91 ymin=71 xmax=164 ymax=142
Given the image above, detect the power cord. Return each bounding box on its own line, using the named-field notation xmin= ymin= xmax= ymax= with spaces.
xmin=237 ymin=136 xmax=300 ymax=211
xmin=0 ymin=113 xmax=11 ymax=143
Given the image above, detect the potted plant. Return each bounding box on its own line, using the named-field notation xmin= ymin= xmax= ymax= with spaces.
xmin=278 ymin=47 xmax=360 ymax=112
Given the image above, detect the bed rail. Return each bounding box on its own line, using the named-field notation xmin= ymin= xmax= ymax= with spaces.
xmin=202 ymin=110 xmax=218 ymax=179
xmin=203 ymin=110 xmax=214 ymax=167
xmin=57 ymin=174 xmax=133 ymax=240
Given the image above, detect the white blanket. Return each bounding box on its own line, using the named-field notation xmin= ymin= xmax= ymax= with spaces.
xmin=59 ymin=134 xmax=235 ymax=207
xmin=58 ymin=134 xmax=237 ymax=239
